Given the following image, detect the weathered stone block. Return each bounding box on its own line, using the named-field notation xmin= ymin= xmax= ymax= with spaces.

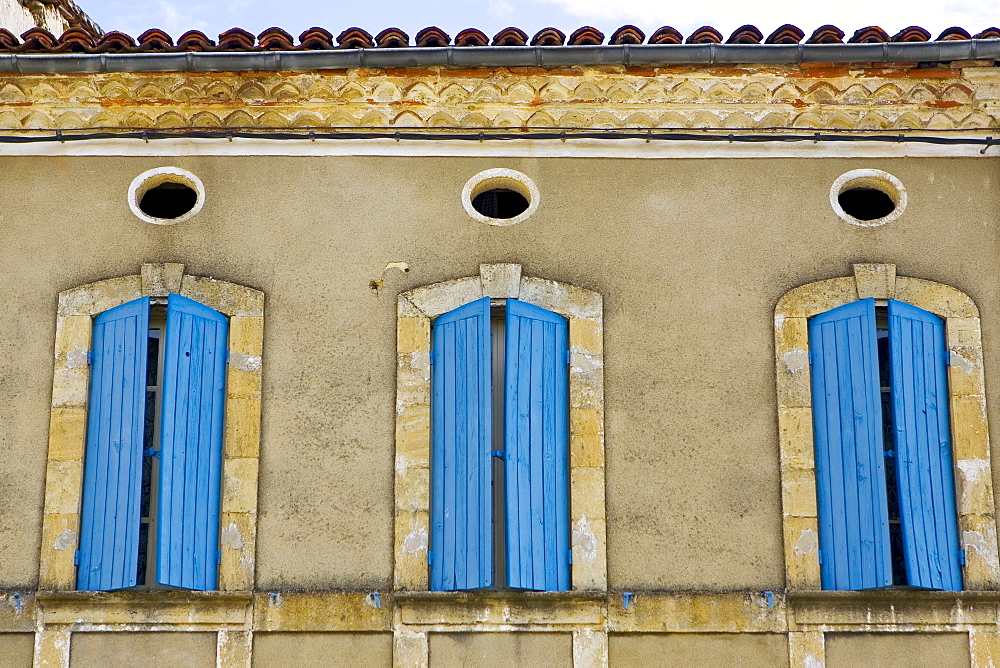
xmin=571 ymin=430 xmax=604 ymax=469
xmin=788 ymin=631 xmax=825 ymax=667
xmin=219 ymin=511 xmax=256 ymax=592
xmin=572 ymin=467 xmax=606 ymax=521
xmin=396 ymin=468 xmax=430 ymax=513
xmin=227 ymin=365 xmax=262 ymax=398
xmin=140 ymin=262 xmax=185 ymax=296
xmin=948 ymin=346 xmax=984 ymax=397
xmin=774 ymin=278 xmax=856 ymax=318
xmin=783 ymin=516 xmax=821 ymax=589
xmin=480 ymin=263 xmax=522 ymax=298
xmin=950 ymin=394 xmax=989 ymax=461
xmin=39 ymin=513 xmax=79 ymax=590
xmin=396 ymin=404 xmax=430 ymax=467
xmin=222 ymin=457 xmax=259 ymax=514
xmin=853 ymin=263 xmax=896 ymax=299
xmin=397 ymin=317 xmax=430 ymax=353
xmin=50 ymin=363 xmax=89 ymax=408
xmin=47 ymin=406 xmax=87 ymax=461
xmin=394 ymin=510 xmax=430 ymax=590
xmin=228 ymin=316 xmax=264 ymax=357
xmin=181 ymin=276 xmax=264 ymax=317
xmin=947 ymin=317 xmax=983 ymax=348
xmin=895 ymin=277 xmax=979 ymax=318
xmin=224 ymin=395 xmax=261 ymax=459
xmin=58 ymin=276 xmax=142 ymax=316
xmin=777 ymin=407 xmax=815 ymax=471
xmin=44 ymin=460 xmax=82 ymax=515
xmin=393 ymin=631 xmax=428 ymax=668
xmin=781 ymin=468 xmax=818 ymax=518
xmin=572 ymin=517 xmax=606 ymax=590
xmin=570 ymin=317 xmax=603 ymax=355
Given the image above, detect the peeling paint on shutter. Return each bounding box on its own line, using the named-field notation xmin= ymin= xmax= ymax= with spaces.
xmin=430 ymin=297 xmax=493 ymax=591
xmin=156 ymin=294 xmax=227 ymax=591
xmin=504 ymin=299 xmax=570 ymax=592
xmin=77 ymin=297 xmax=150 ymax=591
xmin=888 ymin=299 xmax=962 ymax=591
xmin=809 ymin=298 xmax=892 ymax=590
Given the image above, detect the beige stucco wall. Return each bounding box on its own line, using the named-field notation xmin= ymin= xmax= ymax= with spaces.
xmin=825 ymin=632 xmax=971 ymax=668
xmin=428 ymin=632 xmax=573 ymax=666
xmin=0 ymin=634 xmax=35 ymax=667
xmin=69 ymin=632 xmax=217 ymax=666
xmin=252 ymin=632 xmax=393 ymax=666
xmin=1 ymin=155 xmax=999 ymax=592
xmin=608 ymin=633 xmax=790 ymax=667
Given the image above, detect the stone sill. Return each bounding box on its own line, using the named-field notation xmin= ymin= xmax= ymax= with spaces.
xmin=397 ymin=590 xmax=606 ymax=626
xmin=36 ymin=590 xmax=253 ymax=627
xmin=787 ymin=590 xmax=1000 ymax=628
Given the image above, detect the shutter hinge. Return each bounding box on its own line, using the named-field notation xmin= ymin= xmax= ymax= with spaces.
xmin=226 ymin=349 xmax=231 ymax=363
xmin=568 ymin=549 xmax=573 ymax=565
xmin=427 ymin=550 xmax=433 ymax=565
xmin=960 ymin=548 xmax=967 ymax=566
xmin=428 ymin=351 xmax=435 ymax=365
xmin=73 ymin=550 xmax=80 ymax=565
xmin=945 ymin=350 xmax=952 ymax=366
xmin=86 ymin=351 xmax=93 ymax=365
xmin=817 ymin=549 xmax=823 ymax=565
xmin=565 ymin=349 xmax=572 ymax=365
xmin=491 ymin=450 xmax=504 ymax=458
xmin=808 ymin=349 xmax=814 ymax=366
xmin=217 ymin=550 xmax=223 ymax=566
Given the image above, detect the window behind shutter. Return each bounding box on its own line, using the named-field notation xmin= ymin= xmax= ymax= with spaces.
xmin=809 ymin=298 xmax=892 ymax=590
xmin=78 ymin=297 xmax=150 ymax=591
xmin=504 ymin=299 xmax=570 ymax=592
xmin=887 ymin=299 xmax=962 ymax=591
xmin=156 ymin=294 xmax=228 ymax=591
xmin=430 ymin=297 xmax=493 ymax=591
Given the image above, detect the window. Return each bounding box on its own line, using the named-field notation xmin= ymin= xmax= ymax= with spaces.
xmin=40 ymin=264 xmax=263 ymax=593
xmin=809 ymin=298 xmax=961 ymax=590
xmin=429 ymin=297 xmax=570 ymax=591
xmin=77 ymin=294 xmax=227 ymax=591
xmin=393 ymin=264 xmax=606 ymax=594
xmin=774 ymin=264 xmax=1000 ymax=592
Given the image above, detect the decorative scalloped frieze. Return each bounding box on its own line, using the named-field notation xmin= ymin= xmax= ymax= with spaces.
xmin=0 ymin=66 xmax=996 ymax=130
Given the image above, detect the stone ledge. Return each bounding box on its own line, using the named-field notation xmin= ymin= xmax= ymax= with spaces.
xmin=788 ymin=589 xmax=1000 ymax=629
xmin=397 ymin=590 xmax=605 ymax=626
xmin=36 ymin=590 xmax=253 ymax=627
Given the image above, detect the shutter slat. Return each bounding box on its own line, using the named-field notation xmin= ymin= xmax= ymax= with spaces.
xmin=156 ymin=294 xmax=227 ymax=591
xmin=430 ymin=297 xmax=493 ymax=591
xmin=888 ymin=300 xmax=962 ymax=591
xmin=505 ymin=300 xmax=570 ymax=591
xmin=809 ymin=298 xmax=892 ymax=590
xmin=78 ymin=297 xmax=150 ymax=591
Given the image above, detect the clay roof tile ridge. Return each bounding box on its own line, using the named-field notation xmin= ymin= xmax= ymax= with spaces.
xmin=492 ymin=27 xmax=528 ymax=46
xmin=686 ymin=26 xmax=723 ymax=44
xmin=454 ymin=28 xmax=488 ymax=46
xmin=609 ymin=25 xmax=644 ymax=45
xmin=726 ymin=24 xmax=763 ymax=44
xmin=766 ymin=24 xmax=804 ymax=44
xmin=336 ymin=27 xmax=374 ymax=48
xmin=530 ymin=27 xmax=565 ymax=46
xmin=297 ymin=27 xmax=333 ymax=49
xmin=648 ymin=26 xmax=682 ymax=44
xmin=568 ymin=26 xmax=604 ymax=45
xmin=375 ymin=27 xmax=409 ymax=48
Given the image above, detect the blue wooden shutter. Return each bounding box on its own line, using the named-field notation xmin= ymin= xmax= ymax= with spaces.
xmin=504 ymin=299 xmax=570 ymax=591
xmin=156 ymin=294 xmax=228 ymax=591
xmin=887 ymin=300 xmax=962 ymax=591
xmin=809 ymin=298 xmax=892 ymax=590
xmin=78 ymin=297 xmax=150 ymax=590
xmin=430 ymin=297 xmax=493 ymax=591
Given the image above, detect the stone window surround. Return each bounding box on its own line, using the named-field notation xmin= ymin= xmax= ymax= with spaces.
xmin=774 ymin=263 xmax=1000 ymax=593
xmin=39 ymin=263 xmax=264 ymax=594
xmin=392 ymin=263 xmax=607 ymax=594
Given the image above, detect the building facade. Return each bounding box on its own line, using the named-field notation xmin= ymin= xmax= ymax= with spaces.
xmin=0 ymin=14 xmax=999 ymax=667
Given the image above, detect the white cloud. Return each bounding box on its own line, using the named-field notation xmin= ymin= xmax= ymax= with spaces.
xmin=537 ymin=0 xmax=1000 ymax=37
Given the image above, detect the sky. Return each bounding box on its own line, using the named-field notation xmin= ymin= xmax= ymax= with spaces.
xmin=78 ymin=0 xmax=1000 ymax=44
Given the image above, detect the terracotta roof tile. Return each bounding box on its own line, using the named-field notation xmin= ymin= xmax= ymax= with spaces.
xmin=454 ymin=28 xmax=488 ymax=46
xmin=766 ymin=24 xmax=804 ymax=44
xmin=0 ymin=28 xmax=19 ymax=51
xmin=375 ymin=27 xmax=409 ymax=48
xmin=20 ymin=27 xmax=58 ymax=50
xmin=53 ymin=26 xmax=93 ymax=52
xmin=648 ymin=26 xmax=682 ymax=45
xmin=258 ymin=27 xmax=295 ymax=50
xmin=609 ymin=25 xmax=644 ymax=45
xmin=0 ymin=23 xmax=994 ymax=55
xmin=849 ymin=26 xmax=890 ymax=43
xmin=298 ymin=27 xmax=334 ymax=50
xmin=807 ymin=25 xmax=845 ymax=43
xmin=686 ymin=26 xmax=723 ymax=44
xmin=937 ymin=27 xmax=971 ymax=41
xmin=415 ymin=26 xmax=449 ymax=47
xmin=176 ymin=30 xmax=215 ymax=51
xmin=531 ymin=28 xmax=565 ymax=47
xmin=569 ymin=26 xmax=604 ymax=45
xmin=492 ymin=27 xmax=527 ymax=46
xmin=892 ymin=26 xmax=931 ymax=42
xmin=136 ymin=28 xmax=175 ymax=51
xmin=336 ymin=27 xmax=373 ymax=49
xmin=727 ymin=25 xmax=763 ymax=44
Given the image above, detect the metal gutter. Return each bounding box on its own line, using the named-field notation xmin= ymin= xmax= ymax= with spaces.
xmin=0 ymin=40 xmax=998 ymax=74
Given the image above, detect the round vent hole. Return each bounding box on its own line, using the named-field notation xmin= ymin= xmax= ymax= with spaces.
xmin=471 ymin=188 xmax=530 ymax=219
xmin=838 ymin=187 xmax=896 ymax=221
xmin=139 ymin=182 xmax=198 ymax=220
